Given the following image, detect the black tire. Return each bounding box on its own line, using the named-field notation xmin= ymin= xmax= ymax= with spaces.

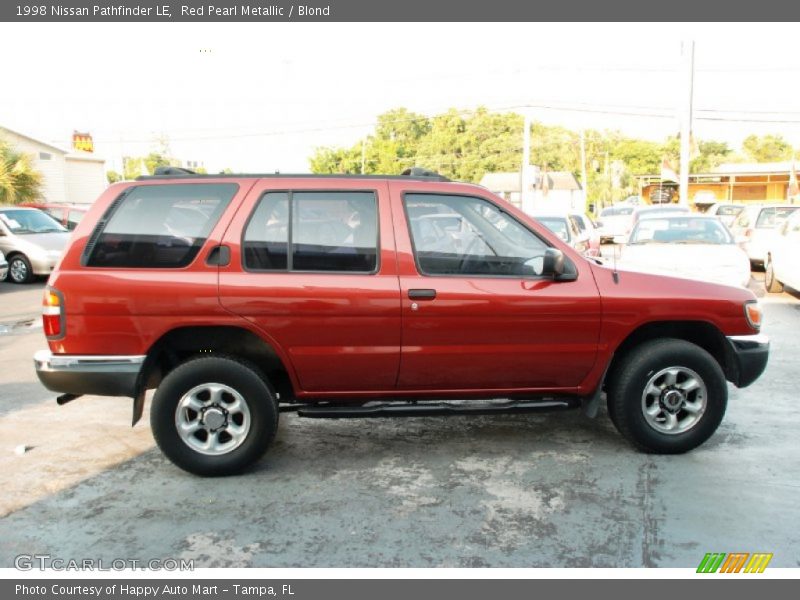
xmin=150 ymin=356 xmax=278 ymax=476
xmin=607 ymin=339 xmax=727 ymax=454
xmin=765 ymin=256 xmax=784 ymax=293
xmin=8 ymin=254 xmax=34 ymax=284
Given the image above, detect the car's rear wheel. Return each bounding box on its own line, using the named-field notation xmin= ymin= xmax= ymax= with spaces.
xmin=151 ymin=356 xmax=278 ymax=476
xmin=608 ymin=339 xmax=727 ymax=454
xmin=765 ymin=256 xmax=784 ymax=293
xmin=8 ymin=254 xmax=34 ymax=284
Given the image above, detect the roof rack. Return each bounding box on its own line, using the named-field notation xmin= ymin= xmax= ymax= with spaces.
xmin=137 ymin=166 xmax=450 ymax=182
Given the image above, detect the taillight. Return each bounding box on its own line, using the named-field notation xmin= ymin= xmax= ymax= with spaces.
xmin=744 ymin=300 xmax=762 ymax=331
xmin=43 ymin=288 xmax=64 ymax=338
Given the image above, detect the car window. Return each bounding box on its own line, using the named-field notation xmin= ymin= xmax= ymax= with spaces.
xmin=243 ymin=190 xmax=378 ymax=273
xmin=571 ymin=215 xmax=587 ymax=231
xmin=45 ymin=207 xmax=64 ymax=222
xmin=734 ymin=210 xmax=751 ymax=228
xmin=756 ymin=207 xmax=799 ymax=229
xmin=0 ymin=209 xmax=66 ymax=234
xmin=717 ymin=205 xmax=742 ymax=217
xmin=86 ymin=183 xmax=237 ymax=268
xmin=66 ymin=210 xmax=85 ymax=230
xmin=404 ymin=193 xmax=548 ymax=277
xmin=536 ymin=217 xmax=571 ymax=242
xmin=629 ymin=218 xmax=733 ymax=245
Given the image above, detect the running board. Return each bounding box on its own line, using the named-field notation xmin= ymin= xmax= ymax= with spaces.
xmin=295 ymin=398 xmax=580 ymax=418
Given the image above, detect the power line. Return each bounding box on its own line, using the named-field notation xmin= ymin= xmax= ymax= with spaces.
xmin=83 ymin=100 xmax=800 ymax=149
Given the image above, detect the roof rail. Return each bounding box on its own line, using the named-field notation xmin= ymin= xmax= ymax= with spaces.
xmin=152 ymin=166 xmax=197 ymax=176
xmin=401 ymin=167 xmax=449 ymax=181
xmin=135 ymin=167 xmax=452 ymax=182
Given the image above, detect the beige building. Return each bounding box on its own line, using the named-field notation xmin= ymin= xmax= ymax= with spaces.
xmin=0 ymin=125 xmax=107 ymax=205
xmin=636 ymin=161 xmax=800 ymax=207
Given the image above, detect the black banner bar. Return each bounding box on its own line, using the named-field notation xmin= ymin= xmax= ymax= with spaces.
xmin=3 ymin=579 xmax=797 ymax=600
xmin=2 ymin=0 xmax=800 ymax=22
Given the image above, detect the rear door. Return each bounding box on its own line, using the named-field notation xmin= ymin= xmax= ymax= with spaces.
xmin=219 ymin=179 xmax=402 ymax=393
xmin=392 ymin=185 xmax=602 ymax=392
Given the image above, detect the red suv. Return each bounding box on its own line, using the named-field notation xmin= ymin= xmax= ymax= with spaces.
xmin=34 ymin=168 xmax=769 ymax=475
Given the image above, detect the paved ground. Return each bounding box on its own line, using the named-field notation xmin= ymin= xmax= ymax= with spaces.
xmin=0 ymin=272 xmax=798 ymax=568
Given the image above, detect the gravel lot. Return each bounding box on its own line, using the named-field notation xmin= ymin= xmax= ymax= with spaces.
xmin=0 ymin=272 xmax=798 ymax=568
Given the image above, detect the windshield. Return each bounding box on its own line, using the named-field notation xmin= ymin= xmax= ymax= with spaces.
xmin=629 ymin=217 xmax=733 ymax=245
xmin=601 ymin=206 xmax=634 ymax=217
xmin=755 ymin=206 xmax=799 ymax=229
xmin=0 ymin=209 xmax=67 ymax=234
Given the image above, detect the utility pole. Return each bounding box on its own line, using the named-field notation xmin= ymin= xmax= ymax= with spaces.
xmin=361 ymin=140 xmax=366 ymax=174
xmin=580 ymin=129 xmax=589 ymax=214
xmin=521 ymin=113 xmax=531 ymax=213
xmin=679 ymin=40 xmax=695 ymax=207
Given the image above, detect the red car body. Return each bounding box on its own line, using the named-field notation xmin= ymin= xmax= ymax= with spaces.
xmin=33 ymin=172 xmax=769 ymax=473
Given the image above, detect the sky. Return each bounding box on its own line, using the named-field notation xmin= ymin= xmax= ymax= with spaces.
xmin=2 ymin=22 xmax=800 ymax=174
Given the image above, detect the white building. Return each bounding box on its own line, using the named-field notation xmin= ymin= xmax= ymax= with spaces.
xmin=480 ymin=168 xmax=584 ymax=214
xmin=0 ymin=125 xmax=107 ymax=205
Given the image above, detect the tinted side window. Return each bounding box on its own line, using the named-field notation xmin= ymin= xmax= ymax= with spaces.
xmin=87 ymin=184 xmax=237 ymax=268
xmin=243 ymin=191 xmax=378 ymax=273
xmin=243 ymin=193 xmax=289 ymax=270
xmin=404 ymin=193 xmax=548 ymax=277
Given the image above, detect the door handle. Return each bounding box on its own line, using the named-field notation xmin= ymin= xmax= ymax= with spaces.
xmin=408 ymin=289 xmax=437 ymax=300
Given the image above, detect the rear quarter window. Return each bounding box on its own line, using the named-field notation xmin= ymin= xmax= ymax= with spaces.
xmin=85 ymin=183 xmax=237 ymax=268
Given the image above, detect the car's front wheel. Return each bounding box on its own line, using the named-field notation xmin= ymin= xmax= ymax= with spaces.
xmin=608 ymin=339 xmax=727 ymax=454
xmin=150 ymin=356 xmax=279 ymax=476
xmin=8 ymin=254 xmax=34 ymax=284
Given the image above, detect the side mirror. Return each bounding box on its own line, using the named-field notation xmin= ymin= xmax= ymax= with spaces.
xmin=540 ymin=247 xmax=566 ymax=278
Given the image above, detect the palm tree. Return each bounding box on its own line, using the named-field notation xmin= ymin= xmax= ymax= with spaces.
xmin=0 ymin=141 xmax=43 ymax=204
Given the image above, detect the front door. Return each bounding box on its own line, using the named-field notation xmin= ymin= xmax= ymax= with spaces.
xmin=393 ymin=190 xmax=602 ymax=392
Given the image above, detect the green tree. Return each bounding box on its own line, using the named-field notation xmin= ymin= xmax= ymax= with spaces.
xmin=106 ymin=170 xmax=122 ymax=184
xmin=742 ymin=134 xmax=793 ymax=162
xmin=123 ymin=156 xmax=145 ymax=180
xmin=0 ymin=140 xmax=43 ymax=204
xmin=691 ymin=140 xmax=733 ymax=172
xmin=144 ymin=152 xmax=172 ymax=175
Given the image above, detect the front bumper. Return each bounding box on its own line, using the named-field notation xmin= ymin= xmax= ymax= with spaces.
xmin=34 ymin=350 xmax=145 ymax=398
xmin=726 ymin=334 xmax=769 ymax=388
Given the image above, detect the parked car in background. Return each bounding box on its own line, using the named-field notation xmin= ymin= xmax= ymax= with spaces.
xmin=568 ymin=212 xmax=601 ymax=257
xmin=764 ymin=210 xmax=800 ymax=293
xmin=0 ymin=207 xmax=70 ymax=283
xmin=706 ymin=203 xmax=744 ymax=228
xmin=22 ymin=203 xmax=89 ymax=231
xmin=532 ymin=213 xmax=595 ymax=257
xmin=729 ymin=203 xmax=800 ymax=268
xmin=596 ymin=204 xmax=635 ymax=242
xmin=0 ymin=250 xmax=8 ymax=282
xmin=619 ymin=215 xmax=751 ymax=288
xmin=631 ymin=204 xmax=691 ymax=228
